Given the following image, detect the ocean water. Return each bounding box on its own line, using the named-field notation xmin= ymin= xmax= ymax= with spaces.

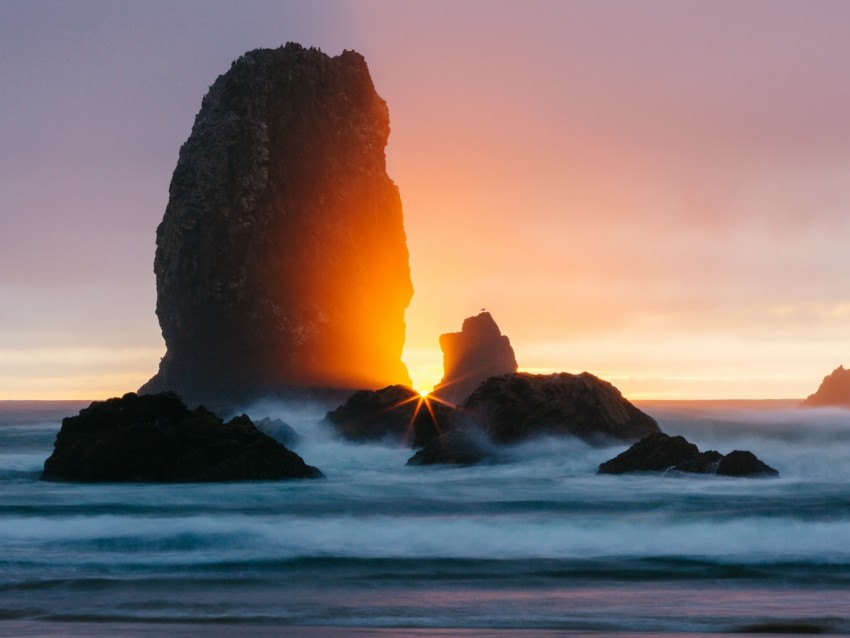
xmin=1 ymin=398 xmax=849 ymax=637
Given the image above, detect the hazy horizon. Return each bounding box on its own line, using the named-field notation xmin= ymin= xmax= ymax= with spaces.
xmin=2 ymin=1 xmax=849 ymax=400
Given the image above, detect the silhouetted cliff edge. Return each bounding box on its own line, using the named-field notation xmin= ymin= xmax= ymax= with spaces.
xmin=140 ymin=44 xmax=413 ymax=405
xmin=801 ymin=365 xmax=850 ymax=407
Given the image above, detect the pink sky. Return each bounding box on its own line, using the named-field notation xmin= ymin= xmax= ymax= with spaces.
xmin=2 ymin=1 xmax=849 ymax=399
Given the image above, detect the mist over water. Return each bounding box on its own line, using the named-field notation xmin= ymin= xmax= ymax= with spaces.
xmin=1 ymin=400 xmax=849 ymax=635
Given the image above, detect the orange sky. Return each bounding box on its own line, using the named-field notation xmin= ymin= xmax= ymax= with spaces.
xmin=2 ymin=1 xmax=849 ymax=400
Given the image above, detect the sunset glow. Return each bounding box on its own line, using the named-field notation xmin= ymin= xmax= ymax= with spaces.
xmin=4 ymin=7 xmax=850 ymax=638
xmin=2 ymin=2 xmax=850 ymax=401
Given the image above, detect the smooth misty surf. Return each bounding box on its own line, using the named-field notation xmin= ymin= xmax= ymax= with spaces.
xmin=1 ymin=400 xmax=849 ymax=636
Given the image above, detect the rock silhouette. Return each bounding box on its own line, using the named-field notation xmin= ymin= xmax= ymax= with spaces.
xmin=323 ymin=385 xmax=453 ymax=448
xmin=716 ymin=450 xmax=779 ymax=477
xmin=598 ymin=433 xmax=700 ymax=473
xmin=431 ymin=312 xmax=517 ymax=405
xmin=406 ymin=429 xmax=489 ymax=466
xmin=41 ymin=392 xmax=323 ymax=482
xmin=800 ymin=365 xmax=850 ymax=407
xmin=404 ymin=373 xmax=658 ymax=467
xmin=598 ymin=432 xmax=778 ymax=477
xmin=461 ymin=372 xmax=660 ymax=445
xmin=140 ymin=43 xmax=412 ymax=405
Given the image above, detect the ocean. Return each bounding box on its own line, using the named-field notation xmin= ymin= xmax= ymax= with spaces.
xmin=1 ymin=398 xmax=849 ymax=637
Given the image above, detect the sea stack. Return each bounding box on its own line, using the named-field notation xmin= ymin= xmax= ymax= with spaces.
xmin=140 ymin=44 xmax=413 ymax=405
xmin=41 ymin=393 xmax=323 ymax=483
xmin=462 ymin=372 xmax=660 ymax=445
xmin=800 ymin=365 xmax=850 ymax=407
xmin=431 ymin=312 xmax=518 ymax=405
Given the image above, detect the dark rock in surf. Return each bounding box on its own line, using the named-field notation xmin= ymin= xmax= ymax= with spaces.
xmin=41 ymin=392 xmax=323 ymax=482
xmin=406 ymin=429 xmax=489 ymax=466
xmin=597 ymin=433 xmax=699 ymax=474
xmin=671 ymin=450 xmax=723 ymax=474
xmin=461 ymin=372 xmax=660 ymax=445
xmin=409 ymin=371 xmax=659 ymax=467
xmin=431 ymin=311 xmax=518 ymax=405
xmin=140 ymin=43 xmax=413 ymax=406
xmin=800 ymin=365 xmax=850 ymax=407
xmin=716 ymin=450 xmax=779 ymax=477
xmin=598 ymin=432 xmax=778 ymax=477
xmin=323 ymin=385 xmax=454 ymax=448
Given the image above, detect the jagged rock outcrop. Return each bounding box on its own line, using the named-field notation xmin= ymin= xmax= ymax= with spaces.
xmin=460 ymin=372 xmax=660 ymax=445
xmin=598 ymin=432 xmax=778 ymax=477
xmin=140 ymin=43 xmax=412 ymax=405
xmin=800 ymin=365 xmax=850 ymax=407
xmin=323 ymin=385 xmax=454 ymax=448
xmin=431 ymin=312 xmax=517 ymax=405
xmin=41 ymin=392 xmax=323 ymax=482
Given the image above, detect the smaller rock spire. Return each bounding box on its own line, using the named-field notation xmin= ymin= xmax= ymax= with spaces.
xmin=431 ymin=311 xmax=518 ymax=405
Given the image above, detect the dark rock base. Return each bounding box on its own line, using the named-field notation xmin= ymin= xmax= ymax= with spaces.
xmin=598 ymin=432 xmax=778 ymax=477
xmin=41 ymin=392 xmax=323 ymax=482
xmin=323 ymin=385 xmax=454 ymax=448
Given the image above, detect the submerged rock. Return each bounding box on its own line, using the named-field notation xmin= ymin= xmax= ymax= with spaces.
xmin=431 ymin=311 xmax=518 ymax=405
xmin=406 ymin=429 xmax=490 ymax=466
xmin=598 ymin=432 xmax=778 ymax=477
xmin=323 ymin=385 xmax=454 ymax=448
xmin=461 ymin=372 xmax=660 ymax=445
xmin=140 ymin=43 xmax=413 ymax=405
xmin=41 ymin=392 xmax=323 ymax=482
xmin=800 ymin=365 xmax=850 ymax=407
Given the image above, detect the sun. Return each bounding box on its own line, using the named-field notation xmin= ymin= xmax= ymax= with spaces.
xmin=417 ymin=388 xmax=431 ymax=398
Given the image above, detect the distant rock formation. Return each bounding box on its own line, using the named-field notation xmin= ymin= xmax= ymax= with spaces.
xmin=462 ymin=372 xmax=660 ymax=445
xmin=800 ymin=365 xmax=850 ymax=407
xmin=598 ymin=432 xmax=778 ymax=477
xmin=140 ymin=43 xmax=412 ymax=405
xmin=431 ymin=312 xmax=518 ymax=405
xmin=323 ymin=385 xmax=454 ymax=448
xmin=41 ymin=393 xmax=323 ymax=482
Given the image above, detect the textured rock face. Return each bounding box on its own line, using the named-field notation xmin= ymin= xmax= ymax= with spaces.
xmin=323 ymin=385 xmax=453 ymax=448
xmin=432 ymin=312 xmax=517 ymax=405
xmin=140 ymin=44 xmax=412 ymax=404
xmin=801 ymin=365 xmax=850 ymax=407
xmin=41 ymin=393 xmax=323 ymax=482
xmin=598 ymin=432 xmax=778 ymax=477
xmin=461 ymin=372 xmax=660 ymax=445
